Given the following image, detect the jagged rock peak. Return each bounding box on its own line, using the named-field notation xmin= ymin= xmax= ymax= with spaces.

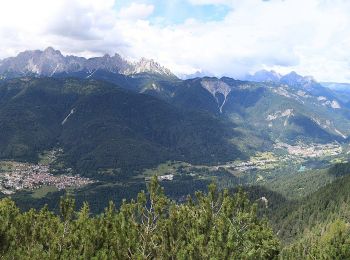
xmin=245 ymin=69 xmax=282 ymax=82
xmin=43 ymin=47 xmax=62 ymax=55
xmin=0 ymin=47 xmax=176 ymax=78
xmin=125 ymin=57 xmax=174 ymax=76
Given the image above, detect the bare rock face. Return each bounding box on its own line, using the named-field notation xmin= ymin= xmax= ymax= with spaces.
xmin=0 ymin=47 xmax=176 ymax=78
xmin=125 ymin=57 xmax=174 ymax=76
xmin=0 ymin=47 xmax=68 ymax=76
xmin=201 ymin=79 xmax=231 ymax=113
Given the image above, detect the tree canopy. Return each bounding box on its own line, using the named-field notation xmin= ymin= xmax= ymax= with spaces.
xmin=0 ymin=177 xmax=279 ymax=259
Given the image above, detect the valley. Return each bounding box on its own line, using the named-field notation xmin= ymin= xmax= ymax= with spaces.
xmin=0 ymin=71 xmax=348 ymax=206
xmin=2 ymin=0 xmax=350 ymax=256
xmin=1 ymin=139 xmax=345 ymax=212
xmin=143 ymin=141 xmax=347 ymax=196
xmin=0 ymin=49 xmax=350 ymax=258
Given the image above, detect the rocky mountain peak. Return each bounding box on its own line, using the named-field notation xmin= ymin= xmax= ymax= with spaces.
xmin=280 ymin=71 xmax=317 ymax=88
xmin=43 ymin=47 xmax=62 ymax=56
xmin=246 ymin=69 xmax=282 ymax=82
xmin=126 ymin=57 xmax=174 ymax=76
xmin=0 ymin=48 xmax=175 ymax=78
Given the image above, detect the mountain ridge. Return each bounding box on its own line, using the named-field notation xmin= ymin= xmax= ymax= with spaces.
xmin=1 ymin=49 xmax=350 ymax=153
xmin=0 ymin=47 xmax=175 ymax=79
xmin=0 ymin=77 xmax=244 ymax=177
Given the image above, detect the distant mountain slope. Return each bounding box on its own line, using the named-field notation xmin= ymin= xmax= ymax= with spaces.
xmin=168 ymin=77 xmax=350 ymax=144
xmin=246 ymin=70 xmax=341 ymax=100
xmin=56 ymin=65 xmax=347 ymax=146
xmin=245 ymin=69 xmax=281 ymax=82
xmin=322 ymin=82 xmax=350 ymax=91
xmin=0 ymin=47 xmax=176 ymax=79
xmin=1 ymin=48 xmax=349 ymax=150
xmin=68 ymin=71 xmax=350 ymax=144
xmin=322 ymin=82 xmax=350 ymax=104
xmin=0 ymin=78 xmax=243 ymax=177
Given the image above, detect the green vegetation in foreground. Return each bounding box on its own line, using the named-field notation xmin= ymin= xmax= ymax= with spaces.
xmin=272 ymin=169 xmax=350 ymax=242
xmin=0 ymin=177 xmax=279 ymax=259
xmin=1 ymin=162 xmax=350 ymax=259
xmin=280 ymin=219 xmax=350 ymax=259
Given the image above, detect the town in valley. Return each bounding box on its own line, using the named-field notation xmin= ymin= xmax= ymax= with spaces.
xmin=0 ymin=149 xmax=94 ymax=195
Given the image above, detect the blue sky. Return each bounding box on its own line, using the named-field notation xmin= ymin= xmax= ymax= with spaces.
xmin=115 ymin=0 xmax=230 ymax=25
xmin=1 ymin=0 xmax=350 ymax=82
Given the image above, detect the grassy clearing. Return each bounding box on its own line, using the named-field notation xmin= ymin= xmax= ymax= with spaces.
xmin=0 ymin=161 xmax=17 ymax=172
xmin=141 ymin=161 xmax=190 ymax=178
xmin=31 ymin=186 xmax=58 ymax=199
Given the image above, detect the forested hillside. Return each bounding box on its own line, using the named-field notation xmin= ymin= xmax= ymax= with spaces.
xmin=1 ymin=63 xmax=350 ymax=259
xmin=2 ymin=0 xmax=350 ymax=256
xmin=273 ymin=163 xmax=350 ymax=243
xmin=0 ymin=78 xmax=243 ymax=177
xmin=263 ymin=162 xmax=350 ymax=259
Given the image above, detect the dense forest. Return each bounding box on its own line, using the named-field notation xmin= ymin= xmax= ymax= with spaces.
xmin=0 ymin=177 xmax=279 ymax=259
xmin=2 ymin=174 xmax=350 ymax=259
xmin=1 ymin=77 xmax=350 ymax=259
xmin=2 ymin=13 xmax=350 ymax=258
xmin=0 ymin=78 xmax=243 ymax=177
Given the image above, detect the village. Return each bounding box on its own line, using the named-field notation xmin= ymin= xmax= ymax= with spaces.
xmin=0 ymin=161 xmax=94 ymax=195
xmin=153 ymin=142 xmax=346 ymax=181
xmin=222 ymin=142 xmax=344 ymax=173
xmin=274 ymin=141 xmax=343 ymax=158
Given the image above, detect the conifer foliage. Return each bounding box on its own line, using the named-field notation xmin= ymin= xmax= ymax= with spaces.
xmin=0 ymin=177 xmax=279 ymax=259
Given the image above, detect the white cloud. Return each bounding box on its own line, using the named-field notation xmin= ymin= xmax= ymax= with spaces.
xmin=188 ymin=0 xmax=233 ymax=5
xmin=115 ymin=0 xmax=350 ymax=82
xmin=119 ymin=3 xmax=155 ymax=20
xmin=0 ymin=0 xmax=350 ymax=82
xmin=0 ymin=0 xmax=127 ymax=57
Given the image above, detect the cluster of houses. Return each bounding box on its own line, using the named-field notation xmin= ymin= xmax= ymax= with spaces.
xmin=157 ymin=174 xmax=174 ymax=181
xmin=274 ymin=142 xmax=342 ymax=158
xmin=0 ymin=162 xmax=94 ymax=194
xmin=229 ymin=158 xmax=278 ymax=172
xmin=210 ymin=142 xmax=343 ymax=174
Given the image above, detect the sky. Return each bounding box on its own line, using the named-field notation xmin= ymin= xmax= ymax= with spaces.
xmin=0 ymin=0 xmax=350 ymax=82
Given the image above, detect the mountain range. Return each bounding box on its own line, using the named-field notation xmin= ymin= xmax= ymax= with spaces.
xmin=2 ymin=48 xmax=350 ymax=259
xmin=0 ymin=77 xmax=243 ymax=178
xmin=1 ymin=48 xmax=350 ymax=177
xmin=0 ymin=47 xmax=175 ymax=79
